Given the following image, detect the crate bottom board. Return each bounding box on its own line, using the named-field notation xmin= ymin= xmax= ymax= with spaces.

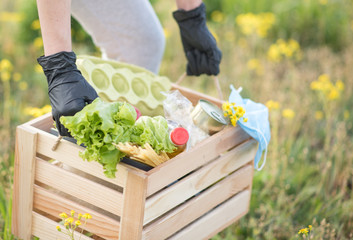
xmin=31 ymin=189 xmax=249 ymax=240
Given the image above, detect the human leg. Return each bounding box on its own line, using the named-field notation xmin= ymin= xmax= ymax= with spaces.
xmin=71 ymin=0 xmax=165 ymax=74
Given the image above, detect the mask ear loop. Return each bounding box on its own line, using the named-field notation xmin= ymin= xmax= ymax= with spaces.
xmin=256 ymin=134 xmax=268 ymax=171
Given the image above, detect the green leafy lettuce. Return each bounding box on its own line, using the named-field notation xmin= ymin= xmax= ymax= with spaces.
xmin=60 ymin=98 xmax=176 ymax=178
xmin=60 ymin=98 xmax=136 ymax=178
xmin=130 ymin=116 xmax=176 ymax=154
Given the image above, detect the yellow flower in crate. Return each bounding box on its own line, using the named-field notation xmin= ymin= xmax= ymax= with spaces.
xmin=65 ymin=217 xmax=74 ymax=224
xmin=222 ymin=101 xmax=246 ymax=127
xmin=75 ymin=220 xmax=81 ymax=226
xmin=83 ymin=213 xmax=92 ymax=219
xmin=59 ymin=212 xmax=68 ymax=219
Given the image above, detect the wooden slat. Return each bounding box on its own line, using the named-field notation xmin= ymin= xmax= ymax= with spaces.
xmin=35 ymin=158 xmax=123 ymax=217
xmin=33 ymin=185 xmax=120 ymax=240
xmin=35 ymin=128 xmax=130 ymax=188
xmin=32 ymin=212 xmax=92 ymax=240
xmin=119 ymin=171 xmax=148 ymax=240
xmin=143 ymin=165 xmax=253 ymax=239
xmin=12 ymin=126 xmax=37 ymax=239
xmin=171 ymin=84 xmax=223 ymax=107
xmin=146 ymin=126 xmax=251 ymax=196
xmin=27 ymin=112 xmax=53 ymax=132
xmin=144 ymin=139 xmax=256 ymax=224
xmin=168 ymin=190 xmax=250 ymax=240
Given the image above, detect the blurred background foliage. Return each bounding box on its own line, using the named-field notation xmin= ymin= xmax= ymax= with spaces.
xmin=1 ymin=0 xmax=353 ymax=239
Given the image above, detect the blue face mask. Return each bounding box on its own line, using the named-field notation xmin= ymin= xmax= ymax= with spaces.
xmin=228 ymin=84 xmax=271 ymax=170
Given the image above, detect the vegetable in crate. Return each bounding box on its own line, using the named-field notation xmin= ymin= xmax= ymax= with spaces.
xmin=130 ymin=116 xmax=177 ymax=154
xmin=60 ymin=98 xmax=136 ymax=178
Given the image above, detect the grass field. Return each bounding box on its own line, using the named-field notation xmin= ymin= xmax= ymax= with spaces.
xmin=1 ymin=0 xmax=353 ymax=239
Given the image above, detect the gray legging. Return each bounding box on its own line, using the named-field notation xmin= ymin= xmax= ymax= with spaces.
xmin=71 ymin=0 xmax=166 ymax=74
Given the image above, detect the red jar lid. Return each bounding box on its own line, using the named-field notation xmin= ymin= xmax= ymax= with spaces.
xmin=170 ymin=127 xmax=189 ymax=146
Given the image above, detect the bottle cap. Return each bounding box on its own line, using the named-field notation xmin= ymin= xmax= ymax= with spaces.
xmin=170 ymin=127 xmax=189 ymax=146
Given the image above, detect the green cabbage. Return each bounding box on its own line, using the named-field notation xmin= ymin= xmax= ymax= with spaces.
xmin=130 ymin=116 xmax=176 ymax=154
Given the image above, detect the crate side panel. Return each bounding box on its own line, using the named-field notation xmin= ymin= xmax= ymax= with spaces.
xmin=142 ymin=165 xmax=253 ymax=239
xmin=168 ymin=190 xmax=250 ymax=240
xmin=27 ymin=112 xmax=53 ymax=132
xmin=35 ymin=129 xmax=129 ymax=188
xmin=35 ymin=158 xmax=123 ymax=217
xmin=32 ymin=212 xmax=93 ymax=240
xmin=146 ymin=126 xmax=251 ymax=196
xmin=144 ymin=139 xmax=256 ymax=224
xmin=33 ymin=185 xmax=119 ymax=240
xmin=12 ymin=126 xmax=37 ymax=239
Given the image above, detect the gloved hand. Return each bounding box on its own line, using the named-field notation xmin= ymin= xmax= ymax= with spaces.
xmin=173 ymin=3 xmax=222 ymax=76
xmin=37 ymin=51 xmax=98 ymax=136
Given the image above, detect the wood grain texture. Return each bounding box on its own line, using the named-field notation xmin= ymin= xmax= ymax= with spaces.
xmin=33 ymin=185 xmax=120 ymax=240
xmin=143 ymin=165 xmax=253 ymax=239
xmin=144 ymin=139 xmax=257 ymax=224
xmin=35 ymin=128 xmax=130 ymax=188
xmin=35 ymin=158 xmax=123 ymax=217
xmin=146 ymin=126 xmax=251 ymax=196
xmin=12 ymin=126 xmax=37 ymax=239
xmin=27 ymin=112 xmax=53 ymax=132
xmin=168 ymin=190 xmax=250 ymax=240
xmin=119 ymin=171 xmax=147 ymax=240
xmin=32 ymin=212 xmax=93 ymax=240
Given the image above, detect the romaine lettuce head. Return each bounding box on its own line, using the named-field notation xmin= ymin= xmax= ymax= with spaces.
xmin=60 ymin=98 xmax=136 ymax=178
xmin=131 ymin=116 xmax=176 ymax=153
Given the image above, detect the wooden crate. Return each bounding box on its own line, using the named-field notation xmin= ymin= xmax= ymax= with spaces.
xmin=12 ymin=84 xmax=257 ymax=240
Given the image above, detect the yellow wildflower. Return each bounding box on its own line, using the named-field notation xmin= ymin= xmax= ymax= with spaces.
xmin=56 ymin=225 xmax=61 ymax=231
xmin=70 ymin=210 xmax=75 ymax=217
xmin=328 ymin=88 xmax=339 ymax=100
xmin=222 ymin=101 xmax=232 ymax=112
xmin=267 ymin=39 xmax=301 ymax=62
xmin=83 ymin=213 xmax=92 ymax=219
xmin=75 ymin=220 xmax=81 ymax=226
xmin=266 ymin=100 xmax=280 ymax=110
xmin=298 ymin=228 xmax=309 ymax=234
xmin=35 ymin=64 xmax=43 ymax=73
xmin=163 ymin=28 xmax=170 ymax=39
xmin=315 ymin=111 xmax=324 ymax=120
xmin=319 ymin=0 xmax=328 ymax=5
xmin=308 ymin=225 xmax=313 ymax=230
xmin=1 ymin=71 xmax=11 ymax=82
xmin=282 ymin=108 xmax=295 ymax=119
xmin=31 ymin=19 xmax=41 ymax=30
xmin=64 ymin=222 xmax=69 ymax=227
xmin=59 ymin=212 xmax=68 ymax=219
xmin=243 ymin=118 xmax=248 ymax=123
xmin=0 ymin=12 xmax=24 ymax=23
xmin=33 ymin=37 xmax=43 ymax=49
xmin=211 ymin=10 xmax=225 ymax=23
xmin=344 ymin=110 xmax=350 ymax=120
xmin=78 ymin=213 xmax=83 ymax=220
xmin=19 ymin=81 xmax=28 ymax=91
xmin=235 ymin=12 xmax=275 ymax=38
xmin=65 ymin=217 xmax=74 ymax=224
xmin=0 ymin=59 xmax=13 ymax=72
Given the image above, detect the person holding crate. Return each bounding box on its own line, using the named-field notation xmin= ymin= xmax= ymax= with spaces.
xmin=36 ymin=0 xmax=222 ymax=137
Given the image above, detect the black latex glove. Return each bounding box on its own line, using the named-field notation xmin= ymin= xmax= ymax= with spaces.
xmin=173 ymin=3 xmax=222 ymax=76
xmin=37 ymin=51 xmax=98 ymax=136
